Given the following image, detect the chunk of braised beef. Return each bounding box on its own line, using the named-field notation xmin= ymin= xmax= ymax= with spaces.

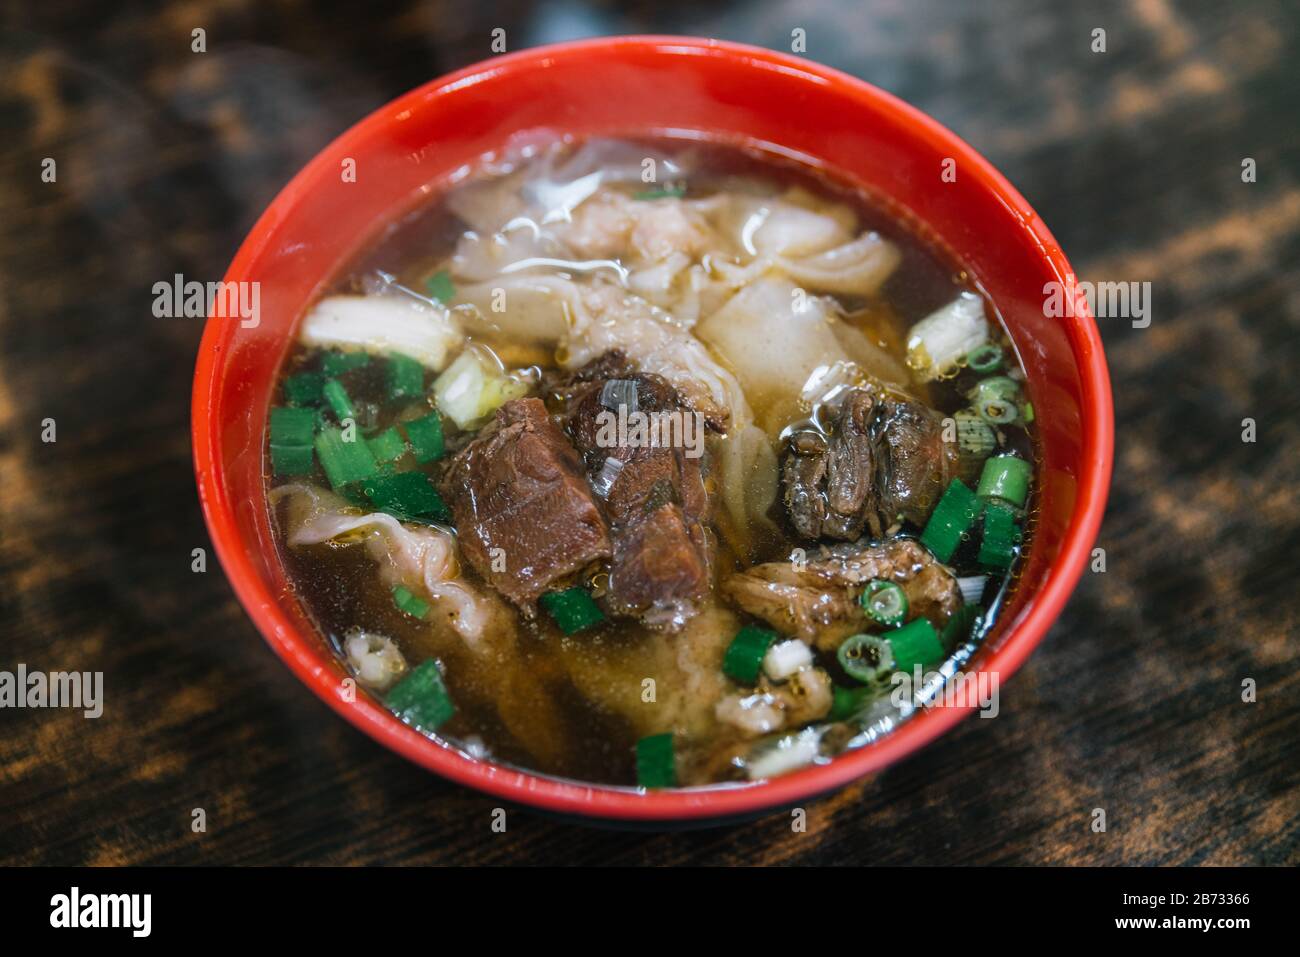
xmin=780 ymin=387 xmax=955 ymax=540
xmin=721 ymin=538 xmax=961 ymax=649
xmin=783 ymin=430 xmax=828 ymax=540
xmin=607 ymin=503 xmax=711 ymax=617
xmin=873 ymin=396 xmax=957 ymax=527
xmin=555 ymin=353 xmax=716 ymax=622
xmin=783 ymin=390 xmax=883 ymax=541
xmin=438 ymin=397 xmax=611 ymax=610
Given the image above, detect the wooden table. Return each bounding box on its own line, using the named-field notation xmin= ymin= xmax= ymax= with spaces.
xmin=2 ymin=0 xmax=1296 ymax=865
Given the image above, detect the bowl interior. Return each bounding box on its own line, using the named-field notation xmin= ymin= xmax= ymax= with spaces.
xmin=193 ymin=37 xmax=1110 ymax=820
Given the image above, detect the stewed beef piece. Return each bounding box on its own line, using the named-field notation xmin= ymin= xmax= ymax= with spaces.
xmin=438 ymin=398 xmax=611 ymax=609
xmin=783 ymin=387 xmax=956 ymax=541
xmin=555 ymin=353 xmax=715 ymax=622
xmin=721 ymin=538 xmax=961 ymax=649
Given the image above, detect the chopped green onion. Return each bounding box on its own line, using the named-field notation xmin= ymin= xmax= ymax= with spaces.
xmin=919 ymin=479 xmax=982 ymax=562
xmin=968 ymin=375 xmax=1020 ymax=404
xmin=1023 ymin=401 xmax=1035 ymax=423
xmin=966 ymin=342 xmax=1004 ymax=373
xmin=978 ymin=502 xmax=1021 ymax=570
xmin=364 ymin=471 xmax=451 ymax=522
xmin=321 ymin=351 xmax=371 ymax=376
xmin=635 ymin=733 xmax=677 ymax=788
xmin=830 ymin=685 xmax=875 ymax=721
xmin=385 ymin=658 xmax=454 ymax=731
xmin=269 ymin=443 xmax=314 ymax=476
xmin=837 ymin=633 xmax=894 ymax=684
xmin=269 ymin=406 xmax=316 ymax=447
xmin=283 ymin=371 xmax=326 ymax=406
xmin=425 ymin=270 xmax=455 ymax=304
xmin=860 ymin=580 xmax=909 ymax=627
xmin=955 ymin=409 xmax=997 ymax=456
xmin=941 ymin=604 xmax=983 ymax=649
xmin=367 ymin=426 xmax=406 ymax=464
xmin=322 ymin=378 xmax=355 ymax=422
xmin=540 ymin=587 xmax=606 ymax=635
xmin=887 ymin=618 xmax=945 ymax=672
xmin=392 ymin=584 xmax=431 ymax=620
xmin=977 ymin=397 xmax=1018 ymax=425
xmin=314 ymin=425 xmax=377 ymax=489
xmin=634 ymin=185 xmax=686 ymax=200
xmin=976 ymin=455 xmax=1031 ymax=508
xmin=403 ymin=411 xmax=445 ymax=463
xmin=723 ymin=624 xmax=778 ymax=684
xmin=387 ymin=353 xmax=425 ymax=400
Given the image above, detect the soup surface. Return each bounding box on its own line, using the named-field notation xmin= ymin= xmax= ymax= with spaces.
xmin=265 ymin=137 xmax=1036 ymax=787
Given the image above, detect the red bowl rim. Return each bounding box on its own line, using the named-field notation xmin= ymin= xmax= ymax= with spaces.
xmin=192 ymin=35 xmax=1113 ymax=821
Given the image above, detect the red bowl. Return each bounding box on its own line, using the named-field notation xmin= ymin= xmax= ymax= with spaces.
xmin=192 ymin=36 xmax=1112 ymax=822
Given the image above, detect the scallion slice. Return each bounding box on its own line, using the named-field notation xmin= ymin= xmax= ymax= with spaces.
xmin=314 ymin=425 xmax=377 ymax=489
xmin=321 ymin=351 xmax=371 ymax=376
xmin=385 ymin=658 xmax=454 ymax=731
xmin=941 ymin=604 xmax=983 ymax=649
xmin=635 ymin=733 xmax=677 ymax=788
xmin=269 ymin=406 xmax=316 ymax=447
xmin=367 ymin=426 xmax=406 ymax=464
xmin=956 ymin=575 xmax=989 ymax=605
xmin=977 ymin=397 xmax=1019 ymax=425
xmin=392 ymin=584 xmax=431 ymax=620
xmin=966 ymin=342 xmax=1004 ymax=373
xmin=837 ymin=633 xmax=894 ymax=684
xmin=860 ymin=580 xmax=909 ymax=627
xmin=322 ymin=378 xmax=355 ymax=422
xmin=425 ymin=270 xmax=455 ymax=304
xmin=976 ymin=454 xmax=1031 ymax=509
xmin=968 ymin=375 xmax=1020 ymax=405
xmin=283 ymin=371 xmax=326 ymax=406
xmin=955 ymin=409 xmax=997 ymax=455
xmin=540 ymin=587 xmax=606 ymax=635
xmin=403 ymin=411 xmax=445 ymax=463
xmin=919 ymin=479 xmax=982 ymax=562
xmin=363 ymin=471 xmax=451 ymax=523
xmin=830 ymin=685 xmax=875 ymax=721
xmin=387 ymin=353 xmax=425 ymax=400
xmin=723 ymin=624 xmax=778 ymax=684
xmin=978 ymin=502 xmax=1021 ymax=570
xmin=270 ymin=443 xmax=314 ymax=476
xmin=887 ymin=618 xmax=945 ymax=672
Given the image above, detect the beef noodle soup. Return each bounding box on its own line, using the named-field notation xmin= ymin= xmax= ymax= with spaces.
xmin=264 ymin=138 xmax=1036 ymax=787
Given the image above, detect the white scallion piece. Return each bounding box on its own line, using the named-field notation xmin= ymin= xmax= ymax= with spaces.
xmin=299 ymin=294 xmax=462 ymax=371
xmin=433 ymin=349 xmax=529 ymax=428
xmin=763 ymin=639 xmax=813 ymax=681
xmin=746 ymin=727 xmax=823 ymax=781
xmin=956 ymin=575 xmax=989 ymax=605
xmin=905 ymin=291 xmax=989 ymax=381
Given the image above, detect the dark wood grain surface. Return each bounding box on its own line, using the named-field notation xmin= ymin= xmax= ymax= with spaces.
xmin=1 ymin=0 xmax=1297 ymax=865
